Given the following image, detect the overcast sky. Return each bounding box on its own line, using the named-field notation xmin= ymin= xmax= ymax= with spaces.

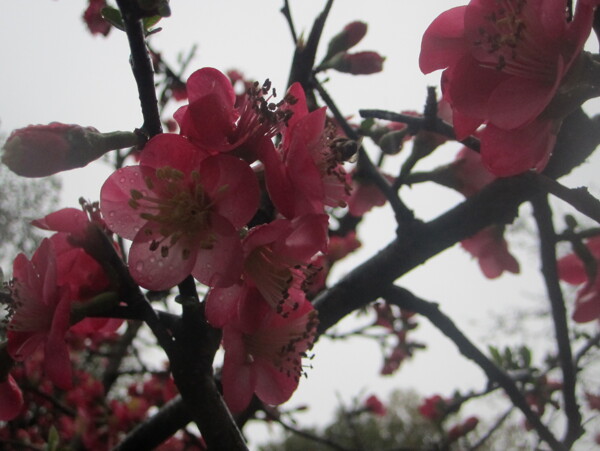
xmin=1 ymin=1 xmax=600 ymax=448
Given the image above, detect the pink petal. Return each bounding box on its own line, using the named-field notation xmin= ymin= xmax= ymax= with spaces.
xmin=254 ymin=358 xmax=298 ymax=405
xmin=191 ymin=213 xmax=243 ymax=288
xmin=128 ymin=222 xmax=197 ymax=291
xmin=0 ymin=375 xmax=24 ymax=421
xmin=480 ymin=119 xmax=558 ymax=177
xmin=31 ymin=208 xmax=88 ymax=235
xmin=100 ymin=166 xmax=149 ymax=239
xmin=44 ymin=296 xmax=73 ymax=390
xmin=419 ymin=6 xmax=468 ymax=74
xmin=139 ymin=133 xmax=209 ymax=171
xmin=557 ymin=254 xmax=588 ymax=285
xmin=205 ymin=283 xmax=245 ymax=328
xmin=198 ymin=155 xmax=259 ymax=229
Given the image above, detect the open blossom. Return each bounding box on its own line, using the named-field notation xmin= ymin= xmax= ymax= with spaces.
xmin=420 ymin=0 xmax=600 ymax=176
xmin=260 ymin=84 xmax=351 ymax=219
xmin=206 ymin=214 xmax=328 ymax=327
xmin=101 ymin=133 xmax=259 ymax=290
xmin=221 ymin=295 xmax=318 ymax=412
xmin=419 ymin=394 xmax=449 ymax=421
xmin=6 ymin=239 xmax=73 ymax=390
xmin=557 ymin=236 xmax=600 ymax=322
xmin=174 ymin=67 xmax=294 ymax=161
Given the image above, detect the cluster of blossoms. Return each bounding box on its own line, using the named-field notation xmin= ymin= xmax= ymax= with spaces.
xmin=1 ymin=67 xmax=353 ymax=416
xmin=420 ymin=0 xmax=600 ymax=176
xmin=98 ymin=68 xmax=350 ymax=412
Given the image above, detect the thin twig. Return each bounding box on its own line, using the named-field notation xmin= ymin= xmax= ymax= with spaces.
xmin=281 ymin=0 xmax=298 ymax=44
xmin=531 ymin=194 xmax=582 ymax=447
xmin=382 ymin=285 xmax=564 ymax=451
xmin=469 ymin=407 xmax=514 ymax=450
xmin=535 ymin=174 xmax=600 ymax=225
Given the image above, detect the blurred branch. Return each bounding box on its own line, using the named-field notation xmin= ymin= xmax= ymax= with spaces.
xmin=535 ymin=174 xmax=600 ymax=224
xmin=531 ymin=194 xmax=582 ymax=447
xmin=280 ymin=0 xmax=298 ymax=44
xmin=382 ymin=285 xmax=564 ymax=451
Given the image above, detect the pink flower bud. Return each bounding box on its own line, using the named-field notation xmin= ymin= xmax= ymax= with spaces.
xmin=327 ymin=51 xmax=385 ymax=75
xmin=325 ymin=21 xmax=368 ymax=59
xmin=2 ymin=123 xmax=138 ymax=177
xmin=365 ymin=395 xmax=387 ymax=416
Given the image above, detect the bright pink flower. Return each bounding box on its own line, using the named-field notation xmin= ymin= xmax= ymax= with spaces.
xmin=221 ymin=296 xmax=318 ymax=412
xmin=0 ymin=375 xmax=23 ymax=421
xmin=461 ymin=226 xmax=520 ymax=279
xmin=206 ymin=215 xmax=328 ymax=326
xmin=557 ymin=236 xmax=600 ymax=322
xmin=174 ymin=67 xmax=293 ymax=161
xmin=364 ymin=394 xmax=387 ymax=416
xmin=260 ymin=85 xmax=351 ymax=218
xmin=83 ymin=0 xmax=111 ymax=37
xmin=101 ymin=134 xmax=259 ymax=290
xmin=420 ymin=0 xmax=599 ymax=176
xmin=7 ymin=239 xmax=73 ymax=390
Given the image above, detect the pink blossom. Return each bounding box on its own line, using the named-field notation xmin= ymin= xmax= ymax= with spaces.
xmin=420 ymin=0 xmax=599 ymax=176
xmin=221 ymin=296 xmax=318 ymax=412
xmin=419 ymin=394 xmax=448 ymax=421
xmin=364 ymin=394 xmax=387 ymax=416
xmin=7 ymin=239 xmax=73 ymax=390
xmin=101 ymin=134 xmax=259 ymax=290
xmin=260 ymin=84 xmax=351 ymax=218
xmin=83 ymin=0 xmax=111 ymax=37
xmin=557 ymin=236 xmax=600 ymax=322
xmin=206 ymin=215 xmax=328 ymax=326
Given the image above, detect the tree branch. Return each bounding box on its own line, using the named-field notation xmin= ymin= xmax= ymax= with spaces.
xmin=531 ymin=195 xmax=583 ymax=447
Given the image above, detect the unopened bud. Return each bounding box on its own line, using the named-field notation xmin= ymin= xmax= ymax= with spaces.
xmin=324 ymin=21 xmax=368 ymax=60
xmin=379 ymin=129 xmax=409 ymax=154
xmin=324 ymin=51 xmax=385 ymax=75
xmin=2 ymin=123 xmax=140 ymax=177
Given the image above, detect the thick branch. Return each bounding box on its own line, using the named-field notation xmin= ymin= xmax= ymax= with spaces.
xmin=531 ymin=195 xmax=583 ymax=447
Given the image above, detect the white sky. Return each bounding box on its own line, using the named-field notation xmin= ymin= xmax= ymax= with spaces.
xmin=1 ymin=1 xmax=600 ymax=449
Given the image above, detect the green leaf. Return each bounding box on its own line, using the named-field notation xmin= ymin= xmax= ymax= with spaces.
xmin=143 ymin=15 xmax=162 ymax=31
xmin=518 ymin=346 xmax=532 ymax=367
xmin=488 ymin=345 xmax=502 ymax=366
xmin=45 ymin=426 xmax=60 ymax=451
xmin=101 ymin=7 xmax=125 ymax=32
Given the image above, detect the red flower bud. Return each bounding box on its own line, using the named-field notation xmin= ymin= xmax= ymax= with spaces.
xmin=2 ymin=123 xmax=139 ymax=177
xmin=327 ymin=51 xmax=385 ymax=75
xmin=325 ymin=21 xmax=368 ymax=59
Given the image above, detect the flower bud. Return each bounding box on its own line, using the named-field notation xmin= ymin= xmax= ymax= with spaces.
xmin=324 ymin=21 xmax=368 ymax=60
xmin=324 ymin=51 xmax=385 ymax=75
xmin=2 ymin=123 xmax=139 ymax=177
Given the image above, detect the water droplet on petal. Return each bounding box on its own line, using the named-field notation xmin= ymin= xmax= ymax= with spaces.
xmin=119 ymin=177 xmax=126 ymax=184
xmin=135 ymin=261 xmax=144 ymax=272
xmin=149 ymin=256 xmax=156 ymax=263
xmin=108 ymin=211 xmax=116 ymax=217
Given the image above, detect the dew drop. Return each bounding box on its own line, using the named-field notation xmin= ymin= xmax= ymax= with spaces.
xmin=108 ymin=211 xmax=116 ymax=217
xmin=119 ymin=177 xmax=126 ymax=184
xmin=149 ymin=256 xmax=156 ymax=263
xmin=135 ymin=261 xmax=144 ymax=272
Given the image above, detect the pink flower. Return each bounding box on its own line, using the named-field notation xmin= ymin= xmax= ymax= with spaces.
xmin=206 ymin=215 xmax=328 ymax=326
xmin=420 ymin=0 xmax=599 ymax=176
xmin=7 ymin=239 xmax=73 ymax=390
xmin=32 ymin=207 xmax=123 ymax=334
xmin=347 ymin=170 xmax=395 ymax=217
xmin=0 ymin=375 xmax=23 ymax=421
xmin=174 ymin=67 xmax=293 ymax=162
xmin=221 ymin=296 xmax=318 ymax=412
xmin=461 ymin=226 xmax=520 ymax=278
xmin=83 ymin=0 xmax=111 ymax=37
xmin=260 ymin=85 xmax=351 ymax=218
xmin=101 ymin=134 xmax=259 ymax=290
xmin=364 ymin=394 xmax=387 ymax=416
xmin=557 ymin=236 xmax=600 ymax=322
xmin=419 ymin=394 xmax=448 ymax=421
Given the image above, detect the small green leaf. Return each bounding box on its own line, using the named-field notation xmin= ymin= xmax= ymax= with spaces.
xmin=143 ymin=15 xmax=162 ymax=31
xmin=45 ymin=426 xmax=60 ymax=451
xmin=101 ymin=7 xmax=125 ymax=32
xmin=518 ymin=346 xmax=532 ymax=367
xmin=488 ymin=345 xmax=502 ymax=365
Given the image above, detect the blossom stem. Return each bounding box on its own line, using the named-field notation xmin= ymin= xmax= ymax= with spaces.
xmin=115 ymin=0 xmax=163 ymax=138
xmin=532 ymin=194 xmax=583 ymax=447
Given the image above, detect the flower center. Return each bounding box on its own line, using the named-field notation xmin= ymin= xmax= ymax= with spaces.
xmin=472 ymin=0 xmax=556 ymax=80
xmin=128 ymin=167 xmax=216 ymax=259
